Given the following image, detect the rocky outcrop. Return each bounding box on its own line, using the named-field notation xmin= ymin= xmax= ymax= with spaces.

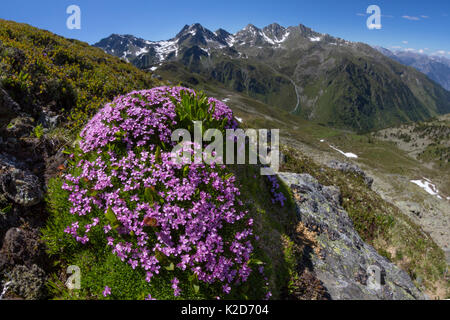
xmin=277 ymin=172 xmax=426 ymax=300
xmin=8 ymin=264 xmax=47 ymax=300
xmin=5 ymin=117 xmax=35 ymax=138
xmin=0 ymin=87 xmax=59 ymax=300
xmin=0 ymin=227 xmax=47 ymax=300
xmin=1 ymin=228 xmax=46 ymax=267
xmin=327 ymin=160 xmax=374 ymax=188
xmin=0 ymin=168 xmax=43 ymax=207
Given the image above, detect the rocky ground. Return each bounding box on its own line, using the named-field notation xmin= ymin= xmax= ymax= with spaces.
xmin=282 ymin=135 xmax=450 ymax=266
xmin=0 ymin=87 xmax=67 ymax=299
xmin=278 ymin=172 xmax=427 ymax=300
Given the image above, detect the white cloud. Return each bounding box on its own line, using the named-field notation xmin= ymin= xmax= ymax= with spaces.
xmin=420 ymin=15 xmax=429 ymax=19
xmin=402 ymin=40 xmax=408 ymax=44
xmin=391 ymin=46 xmax=402 ymax=49
xmin=404 ymin=48 xmax=416 ymax=52
xmin=356 ymin=13 xmax=366 ymax=16
xmin=402 ymin=15 xmax=420 ymax=21
xmin=431 ymin=50 xmax=447 ymax=56
xmin=418 ymin=49 xmax=424 ymax=53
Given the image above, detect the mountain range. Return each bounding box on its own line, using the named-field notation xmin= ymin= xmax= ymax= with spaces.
xmin=94 ymin=23 xmax=450 ymax=132
xmin=374 ymin=47 xmax=450 ymax=91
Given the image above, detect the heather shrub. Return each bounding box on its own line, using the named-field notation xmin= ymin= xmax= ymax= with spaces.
xmin=43 ymin=86 xmax=276 ymax=299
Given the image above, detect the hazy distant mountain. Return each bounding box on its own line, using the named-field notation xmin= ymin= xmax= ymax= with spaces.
xmin=374 ymin=47 xmax=450 ymax=91
xmin=95 ymin=23 xmax=450 ymax=132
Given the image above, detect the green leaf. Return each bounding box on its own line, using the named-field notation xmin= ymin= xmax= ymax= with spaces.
xmin=106 ymin=207 xmax=119 ymax=228
xmin=144 ymin=188 xmax=154 ymax=202
xmin=165 ymin=263 xmax=174 ymax=271
xmin=188 ymin=273 xmax=198 ymax=283
xmin=249 ymin=258 xmax=264 ymax=265
xmin=183 ymin=166 xmax=189 ymax=177
xmin=90 ymin=190 xmax=99 ymax=197
xmin=224 ymin=173 xmax=234 ymax=181
xmin=193 ymin=285 xmax=200 ymax=293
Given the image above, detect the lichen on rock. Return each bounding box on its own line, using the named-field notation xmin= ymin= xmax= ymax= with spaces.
xmin=277 ymin=172 xmax=426 ymax=300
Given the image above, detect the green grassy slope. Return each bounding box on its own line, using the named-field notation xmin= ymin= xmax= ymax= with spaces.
xmin=0 ymin=19 xmax=159 ymax=131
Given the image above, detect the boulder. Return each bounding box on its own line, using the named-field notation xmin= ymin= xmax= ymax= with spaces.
xmin=327 ymin=160 xmax=374 ymax=188
xmin=0 ymin=206 xmax=20 ymax=248
xmin=277 ymin=172 xmax=427 ymax=300
xmin=0 ymin=168 xmax=43 ymax=207
xmin=1 ymin=228 xmax=46 ymax=267
xmin=8 ymin=264 xmax=47 ymax=300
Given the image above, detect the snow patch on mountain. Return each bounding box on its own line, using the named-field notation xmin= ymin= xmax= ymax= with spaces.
xmin=329 ymin=145 xmax=358 ymax=159
xmin=154 ymin=40 xmax=178 ymax=60
xmin=410 ymin=178 xmax=442 ymax=199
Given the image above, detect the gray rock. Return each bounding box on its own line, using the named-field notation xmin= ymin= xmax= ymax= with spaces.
xmin=0 ymin=253 xmax=8 ymax=272
xmin=0 ymin=87 xmax=21 ymax=129
xmin=9 ymin=264 xmax=47 ymax=300
xmin=0 ymin=153 xmax=25 ymax=171
xmin=5 ymin=117 xmax=35 ymax=138
xmin=277 ymin=172 xmax=427 ymax=300
xmin=1 ymin=228 xmax=45 ymax=267
xmin=0 ymin=207 xmax=20 ymax=248
xmin=327 ymin=160 xmax=374 ymax=188
xmin=38 ymin=111 xmax=60 ymax=130
xmin=0 ymin=168 xmax=43 ymax=207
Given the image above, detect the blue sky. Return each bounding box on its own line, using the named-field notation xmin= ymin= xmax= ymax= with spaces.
xmin=1 ymin=0 xmax=449 ymax=56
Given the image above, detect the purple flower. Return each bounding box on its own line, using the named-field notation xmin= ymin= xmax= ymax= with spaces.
xmin=62 ymin=87 xmax=257 ymax=298
xmin=222 ymin=284 xmax=231 ymax=294
xmin=171 ymin=277 xmax=181 ymax=297
xmin=103 ymin=286 xmax=111 ymax=297
xmin=145 ymin=294 xmax=156 ymax=300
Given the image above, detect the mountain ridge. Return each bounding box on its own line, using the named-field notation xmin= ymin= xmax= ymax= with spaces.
xmin=374 ymin=46 xmax=450 ymax=91
xmin=94 ymin=22 xmax=450 ymax=133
